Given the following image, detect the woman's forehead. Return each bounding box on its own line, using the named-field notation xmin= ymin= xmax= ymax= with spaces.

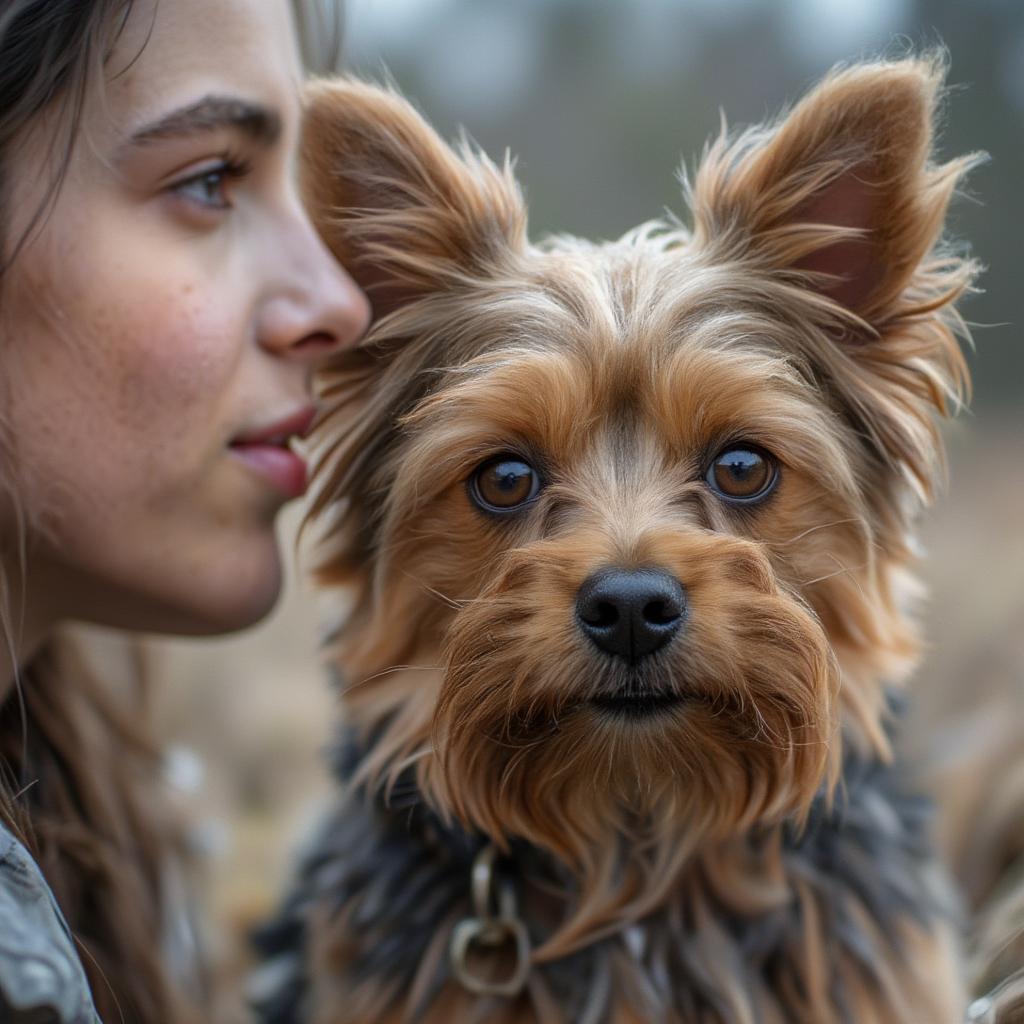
xmin=103 ymin=0 xmax=302 ymax=138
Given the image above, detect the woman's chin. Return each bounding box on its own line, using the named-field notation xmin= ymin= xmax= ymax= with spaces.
xmin=170 ymin=548 xmax=285 ymax=636
xmin=29 ymin=498 xmax=293 ymax=638
xmin=68 ymin=540 xmax=288 ymax=638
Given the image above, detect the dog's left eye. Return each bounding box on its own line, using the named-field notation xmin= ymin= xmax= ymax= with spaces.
xmin=705 ymin=445 xmax=778 ymax=502
xmin=469 ymin=456 xmax=541 ymax=513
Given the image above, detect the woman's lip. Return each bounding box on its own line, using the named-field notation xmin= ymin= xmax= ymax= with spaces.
xmin=229 ymin=444 xmax=308 ymax=498
xmin=232 ymin=405 xmax=317 ymax=446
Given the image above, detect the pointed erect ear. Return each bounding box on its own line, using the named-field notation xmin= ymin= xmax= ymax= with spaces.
xmin=301 ymin=77 xmax=526 ymax=320
xmin=688 ymin=57 xmax=980 ymax=323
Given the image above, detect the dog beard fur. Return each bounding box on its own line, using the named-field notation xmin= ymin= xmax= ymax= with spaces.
xmin=292 ymin=55 xmax=980 ymax=1022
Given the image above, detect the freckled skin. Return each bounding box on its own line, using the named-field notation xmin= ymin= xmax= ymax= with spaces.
xmin=0 ymin=0 xmax=370 ymax=639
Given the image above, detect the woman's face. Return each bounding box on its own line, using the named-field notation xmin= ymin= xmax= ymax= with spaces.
xmin=1 ymin=0 xmax=370 ymax=637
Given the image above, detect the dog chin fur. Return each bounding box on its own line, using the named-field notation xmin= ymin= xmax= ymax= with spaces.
xmin=257 ymin=55 xmax=982 ymax=1024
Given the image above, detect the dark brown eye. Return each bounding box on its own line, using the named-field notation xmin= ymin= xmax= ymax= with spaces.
xmin=470 ymin=456 xmax=541 ymax=513
xmin=705 ymin=446 xmax=777 ymax=502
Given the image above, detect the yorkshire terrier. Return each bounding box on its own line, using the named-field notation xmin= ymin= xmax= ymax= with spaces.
xmin=253 ymin=57 xmax=982 ymax=1023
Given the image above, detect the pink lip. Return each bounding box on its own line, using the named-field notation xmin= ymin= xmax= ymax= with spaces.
xmin=232 ymin=406 xmax=317 ymax=446
xmin=229 ymin=405 xmax=317 ymax=498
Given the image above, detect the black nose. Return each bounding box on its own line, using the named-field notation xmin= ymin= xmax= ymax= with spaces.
xmin=576 ymin=568 xmax=686 ymax=662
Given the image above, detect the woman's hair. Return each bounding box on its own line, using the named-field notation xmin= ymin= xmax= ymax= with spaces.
xmin=0 ymin=1 xmax=134 ymax=278
xmin=0 ymin=647 xmax=197 ymax=1023
xmin=293 ymin=0 xmax=346 ymax=76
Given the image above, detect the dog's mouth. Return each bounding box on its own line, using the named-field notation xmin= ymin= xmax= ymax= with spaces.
xmin=589 ymin=688 xmax=684 ymax=719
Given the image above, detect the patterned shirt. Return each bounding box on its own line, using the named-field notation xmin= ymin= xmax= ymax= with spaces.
xmin=0 ymin=824 xmax=101 ymax=1023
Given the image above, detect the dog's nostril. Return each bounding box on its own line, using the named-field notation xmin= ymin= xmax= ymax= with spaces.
xmin=642 ymin=599 xmax=679 ymax=626
xmin=582 ymin=600 xmax=619 ymax=628
xmin=576 ymin=568 xmax=687 ymax=662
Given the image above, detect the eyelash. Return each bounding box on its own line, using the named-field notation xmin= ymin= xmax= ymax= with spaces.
xmin=170 ymin=153 xmax=253 ymax=211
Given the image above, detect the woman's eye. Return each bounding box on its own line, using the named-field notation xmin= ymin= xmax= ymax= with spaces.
xmin=170 ymin=159 xmax=250 ymax=211
xmin=469 ymin=456 xmax=541 ymax=513
xmin=705 ymin=445 xmax=778 ymax=502
xmin=174 ymin=168 xmax=230 ymax=208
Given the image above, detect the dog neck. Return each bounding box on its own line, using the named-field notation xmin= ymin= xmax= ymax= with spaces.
xmin=332 ymin=690 xmax=942 ymax=963
xmin=252 ymin=693 xmax=955 ymax=1022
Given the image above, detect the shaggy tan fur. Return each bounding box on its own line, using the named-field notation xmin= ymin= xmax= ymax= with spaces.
xmin=295 ymin=57 xmax=981 ymax=1023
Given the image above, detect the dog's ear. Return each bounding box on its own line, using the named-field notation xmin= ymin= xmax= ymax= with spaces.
xmin=689 ymin=57 xmax=979 ymax=325
xmin=689 ymin=57 xmax=981 ymax=500
xmin=302 ymin=77 xmax=526 ymax=320
xmin=301 ymin=80 xmax=526 ymax=587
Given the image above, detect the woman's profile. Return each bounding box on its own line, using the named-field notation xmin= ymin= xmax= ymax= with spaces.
xmin=0 ymin=0 xmax=368 ymax=1020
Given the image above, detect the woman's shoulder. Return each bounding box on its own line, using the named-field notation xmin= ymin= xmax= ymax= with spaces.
xmin=0 ymin=823 xmax=101 ymax=1024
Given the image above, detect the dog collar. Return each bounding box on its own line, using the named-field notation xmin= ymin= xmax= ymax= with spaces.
xmin=449 ymin=842 xmax=532 ymax=998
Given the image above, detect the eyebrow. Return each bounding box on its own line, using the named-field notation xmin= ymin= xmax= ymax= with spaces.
xmin=127 ymin=94 xmax=282 ymax=148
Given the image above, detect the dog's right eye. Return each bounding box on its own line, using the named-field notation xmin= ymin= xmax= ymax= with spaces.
xmin=705 ymin=444 xmax=778 ymax=503
xmin=469 ymin=456 xmax=541 ymax=513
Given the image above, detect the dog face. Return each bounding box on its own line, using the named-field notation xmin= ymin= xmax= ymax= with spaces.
xmin=302 ymin=61 xmax=976 ymax=932
xmin=372 ymin=268 xmax=849 ymax=859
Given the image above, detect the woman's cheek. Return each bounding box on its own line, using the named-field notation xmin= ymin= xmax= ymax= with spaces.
xmin=11 ymin=275 xmax=240 ymax=533
xmin=109 ymin=293 xmax=240 ymax=457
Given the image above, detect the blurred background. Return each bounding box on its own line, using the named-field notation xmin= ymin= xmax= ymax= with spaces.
xmin=141 ymin=0 xmax=1022 ymax=1006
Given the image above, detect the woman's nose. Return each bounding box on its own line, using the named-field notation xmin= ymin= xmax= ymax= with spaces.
xmin=257 ymin=212 xmax=371 ymax=361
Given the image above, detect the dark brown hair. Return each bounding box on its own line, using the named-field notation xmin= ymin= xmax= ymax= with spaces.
xmin=0 ymin=0 xmax=135 ymax=276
